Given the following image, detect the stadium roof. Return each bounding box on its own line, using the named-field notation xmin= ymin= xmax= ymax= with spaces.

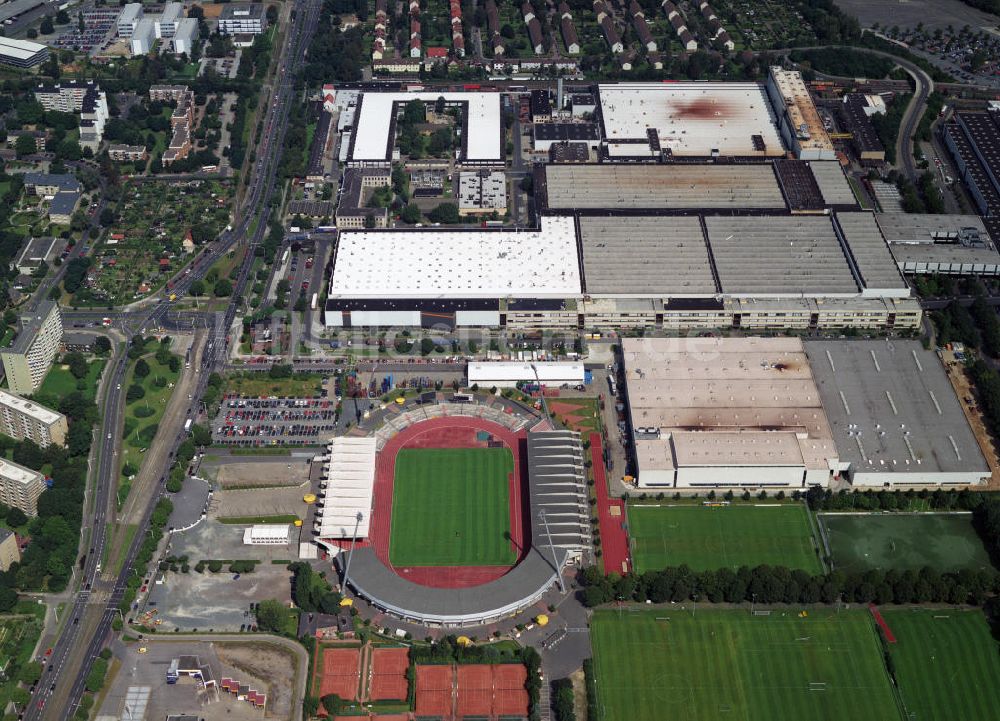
xmin=597 ymin=82 xmax=784 ymax=157
xmin=578 ymin=216 xmax=717 ymax=295
xmin=703 ymin=215 xmax=858 ymax=295
xmin=541 ymin=163 xmax=786 ymax=210
xmin=804 ymin=340 xmax=989 ymax=477
xmin=526 ymin=431 xmax=590 ymax=552
xmin=314 ymin=436 xmax=376 ymax=539
xmin=329 ymin=216 xmax=580 ymax=298
xmin=349 ymin=92 xmax=503 ymax=163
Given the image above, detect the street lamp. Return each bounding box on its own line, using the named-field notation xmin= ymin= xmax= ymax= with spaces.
xmin=342 ymin=511 xmax=364 ymax=594
xmin=538 ymin=508 xmax=565 ymax=593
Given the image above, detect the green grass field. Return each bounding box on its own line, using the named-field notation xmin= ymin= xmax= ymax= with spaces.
xmin=37 ymin=359 xmax=106 ymax=404
xmin=389 ymin=447 xmax=515 ymax=567
xmin=883 ymin=609 xmax=1000 ymax=721
xmin=591 ymin=609 xmax=899 ymax=721
xmin=820 ymin=513 xmax=992 ymax=573
xmin=627 ymin=504 xmax=822 ymax=573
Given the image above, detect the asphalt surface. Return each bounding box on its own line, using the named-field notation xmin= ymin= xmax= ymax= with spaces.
xmin=24 ymin=0 xmax=323 ymax=716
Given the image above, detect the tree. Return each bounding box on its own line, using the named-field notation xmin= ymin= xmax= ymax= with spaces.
xmin=134 ymin=358 xmax=150 ymax=378
xmin=256 ymin=598 xmax=290 ymax=633
xmin=213 ymin=278 xmax=233 ymax=297
xmin=363 ymin=214 xmax=376 ymax=229
xmin=189 ymin=279 xmax=206 ymax=296
xmin=125 ymin=384 xmax=145 ymax=403
xmin=322 ymin=694 xmax=345 ymax=715
xmin=40 ymin=16 xmax=54 ymax=34
xmin=6 ymin=507 xmax=28 ymax=528
xmin=99 ymin=207 xmax=115 ymax=226
xmin=64 ymin=351 xmax=89 ymax=379
xmin=55 ymin=9 xmax=69 ymax=23
xmin=266 ymin=4 xmax=279 ymax=23
xmin=15 ymin=134 xmax=37 ymax=158
xmin=428 ymin=203 xmax=461 ymax=224
xmin=190 ymin=423 xmax=211 ymax=447
xmin=400 ymin=204 xmax=421 ymax=224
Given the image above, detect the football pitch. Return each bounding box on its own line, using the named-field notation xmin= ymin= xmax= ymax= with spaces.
xmin=884 ymin=609 xmax=1000 ymax=721
xmin=389 ymin=447 xmax=516 ymax=567
xmin=627 ymin=504 xmax=822 ymax=573
xmin=819 ymin=513 xmax=992 ymax=573
xmin=590 ymin=609 xmax=900 ymax=721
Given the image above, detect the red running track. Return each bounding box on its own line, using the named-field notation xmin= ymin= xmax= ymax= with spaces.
xmin=591 ymin=433 xmax=631 ymax=575
xmin=869 ymin=603 xmax=897 ymax=643
xmin=370 ymin=416 xmax=530 ymax=589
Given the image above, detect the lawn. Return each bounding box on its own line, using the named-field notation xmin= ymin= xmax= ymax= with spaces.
xmin=389 ymin=448 xmax=515 ymax=567
xmin=819 ymin=513 xmax=992 ymax=573
xmin=549 ymin=398 xmax=602 ymax=433
xmin=627 ymin=504 xmax=822 ymax=574
xmin=37 ymin=358 xmax=106 ymax=404
xmin=223 ymin=373 xmax=323 ymax=398
xmin=883 ymin=609 xmax=1000 ymax=721
xmin=590 ymin=608 xmax=899 ymax=721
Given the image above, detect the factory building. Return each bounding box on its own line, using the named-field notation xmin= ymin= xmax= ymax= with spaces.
xmin=766 ymin=67 xmax=836 ymax=161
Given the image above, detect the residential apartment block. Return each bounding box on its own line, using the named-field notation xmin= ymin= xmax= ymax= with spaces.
xmin=0 ymin=389 xmax=68 ymax=448
xmin=0 ymin=301 xmax=62 ymax=395
xmin=34 ymin=81 xmax=109 ymax=152
xmin=0 ymin=458 xmax=45 ymax=517
xmin=0 ymin=527 xmax=19 ymax=570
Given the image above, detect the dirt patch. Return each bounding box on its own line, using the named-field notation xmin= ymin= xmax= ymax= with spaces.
xmin=212 ymin=486 xmax=309 ymax=518
xmin=215 ymin=461 xmax=310 ymax=488
xmin=570 ymin=669 xmax=588 ymax=721
xmin=216 ymin=642 xmax=298 ymax=718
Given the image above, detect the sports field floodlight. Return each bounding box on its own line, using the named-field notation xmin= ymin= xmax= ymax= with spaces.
xmin=342 ymin=511 xmax=364 ymax=594
xmin=530 ymin=363 xmax=551 ymax=421
xmin=538 ymin=508 xmax=566 ymax=593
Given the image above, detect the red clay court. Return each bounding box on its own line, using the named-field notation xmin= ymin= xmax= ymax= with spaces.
xmin=370 ymin=415 xmax=531 ymax=589
xmin=369 ymin=647 xmax=410 ymax=701
xmin=416 ymin=663 xmax=530 ymax=720
xmin=318 ymin=647 xmax=360 ymax=701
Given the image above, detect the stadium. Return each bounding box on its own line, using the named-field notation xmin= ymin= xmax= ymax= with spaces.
xmin=317 ymin=400 xmax=590 ymax=626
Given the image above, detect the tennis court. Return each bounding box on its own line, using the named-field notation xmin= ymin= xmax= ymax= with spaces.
xmin=369 ymin=647 xmax=409 ymax=701
xmin=884 ymin=609 xmax=1000 ymax=721
xmin=389 ymin=447 xmax=516 ymax=567
xmin=317 ymin=647 xmax=360 ymax=701
xmin=819 ymin=512 xmax=992 ymax=572
xmin=415 ymin=664 xmax=454 ymax=717
xmin=590 ymin=608 xmax=898 ymax=721
xmin=627 ymin=503 xmax=822 ymax=573
xmin=414 ymin=663 xmax=529 ymax=719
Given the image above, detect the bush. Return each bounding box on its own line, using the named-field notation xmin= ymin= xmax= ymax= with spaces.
xmin=207 ymin=560 xmax=224 ymax=572
xmin=125 ymin=384 xmax=146 ymax=403
xmin=133 ymin=406 xmax=155 ymax=418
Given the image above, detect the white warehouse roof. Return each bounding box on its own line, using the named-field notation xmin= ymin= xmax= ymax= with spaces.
xmin=314 ymin=436 xmax=376 ymax=539
xmin=597 ymin=82 xmax=785 ymax=157
xmin=243 ymin=524 xmax=290 ymax=543
xmin=330 ymin=216 xmax=581 ymax=299
xmin=468 ymin=361 xmax=585 ymax=386
xmin=349 ymin=91 xmax=503 ymax=163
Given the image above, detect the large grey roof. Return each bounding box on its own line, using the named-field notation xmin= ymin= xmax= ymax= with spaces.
xmin=542 ymin=164 xmax=786 ymax=210
xmin=579 ymin=216 xmax=717 ymax=296
xmin=526 ymin=430 xmax=590 ymax=552
xmin=834 ymin=212 xmax=907 ymax=292
xmin=808 ymin=161 xmax=857 ymax=206
xmin=804 ymin=340 xmax=988 ymax=475
xmin=704 ymin=215 xmax=858 ymax=295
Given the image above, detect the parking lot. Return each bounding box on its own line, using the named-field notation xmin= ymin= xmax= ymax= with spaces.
xmin=212 ymin=395 xmax=338 ymax=445
xmin=53 ymin=8 xmax=117 ymax=53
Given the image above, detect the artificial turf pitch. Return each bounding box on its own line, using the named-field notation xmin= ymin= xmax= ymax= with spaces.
xmin=590 ymin=608 xmax=899 ymax=721
xmin=389 ymin=447 xmax=516 ymax=567
xmin=819 ymin=513 xmax=992 ymax=573
xmin=627 ymin=504 xmax=822 ymax=573
xmin=883 ymin=609 xmax=1000 ymax=721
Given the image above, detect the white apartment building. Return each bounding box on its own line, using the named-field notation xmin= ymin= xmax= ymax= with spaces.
xmin=156 ymin=2 xmax=183 ymax=38
xmin=131 ymin=17 xmax=157 ymax=55
xmin=34 ymin=81 xmax=109 ymax=152
xmin=218 ymin=3 xmax=267 ymax=36
xmin=0 ymin=458 xmax=45 ymax=517
xmin=118 ymin=3 xmax=143 ymax=37
xmin=0 ymin=389 xmax=68 ymax=448
xmin=172 ymin=18 xmax=198 ymax=55
xmin=0 ymin=301 xmax=62 ymax=395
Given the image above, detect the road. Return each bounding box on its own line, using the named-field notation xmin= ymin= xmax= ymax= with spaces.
xmin=24 ymin=0 xmax=323 ymax=716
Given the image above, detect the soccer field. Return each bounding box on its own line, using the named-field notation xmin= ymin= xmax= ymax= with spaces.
xmin=627 ymin=504 xmax=822 ymax=573
xmin=819 ymin=513 xmax=992 ymax=573
xmin=883 ymin=609 xmax=1000 ymax=721
xmin=590 ymin=609 xmax=900 ymax=721
xmin=389 ymin=447 xmax=516 ymax=567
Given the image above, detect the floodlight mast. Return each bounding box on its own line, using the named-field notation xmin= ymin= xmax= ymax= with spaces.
xmin=342 ymin=511 xmax=364 ymax=593
xmin=539 ymin=508 xmax=566 ymax=593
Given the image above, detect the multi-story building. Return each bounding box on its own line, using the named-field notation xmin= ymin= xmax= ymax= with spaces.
xmin=151 ymin=86 xmax=196 ymax=166
xmin=172 ymin=17 xmax=198 ymax=55
xmin=149 ymin=84 xmax=189 ymax=102
xmin=108 ymin=144 xmax=148 ymax=162
xmin=218 ymin=3 xmax=267 ymax=36
xmin=0 ymin=301 xmax=62 ymax=395
xmin=156 ymin=2 xmax=183 ymax=38
xmin=0 ymin=527 xmax=19 ymax=571
xmin=117 ymin=2 xmax=143 ymax=37
xmin=34 ymin=81 xmax=108 ymax=152
xmin=0 ymin=37 xmax=49 ymax=68
xmin=0 ymin=389 xmax=68 ymax=448
xmin=131 ymin=17 xmax=157 ymax=55
xmin=0 ymin=458 xmax=45 ymax=517
xmin=22 ymin=172 xmax=80 ymax=197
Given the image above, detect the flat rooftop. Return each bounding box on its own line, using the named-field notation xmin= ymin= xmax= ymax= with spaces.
xmin=704 ymin=215 xmax=858 ymax=295
xmin=834 ymin=212 xmax=908 ymax=293
xmin=622 ymin=337 xmax=836 ymax=471
xmin=579 ymin=216 xmax=717 ymax=295
xmin=597 ymin=82 xmax=785 ymax=157
xmin=0 ymin=388 xmax=63 ymax=425
xmin=329 ymin=216 xmax=580 ymax=298
xmin=0 ymin=458 xmax=42 ymax=486
xmin=542 ymin=163 xmax=786 ymax=210
xmin=874 ymin=212 xmax=988 ymax=244
xmin=349 ymin=92 xmax=503 ymax=164
xmin=804 ymin=340 xmax=988 ymax=475
xmin=769 ymin=67 xmax=835 ymax=155
xmin=0 ymin=35 xmax=48 ymax=60
xmin=808 ymin=160 xmax=857 ymax=206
